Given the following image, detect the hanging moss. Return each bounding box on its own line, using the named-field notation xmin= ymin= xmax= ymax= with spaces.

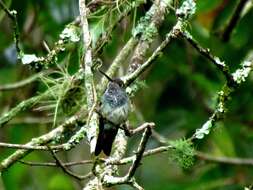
xmin=169 ymin=139 xmax=195 ymax=169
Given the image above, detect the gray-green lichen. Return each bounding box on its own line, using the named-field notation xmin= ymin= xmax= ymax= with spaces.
xmin=21 ymin=54 xmax=43 ymax=65
xmin=64 ymin=126 xmax=87 ymax=150
xmin=126 ymin=80 xmax=147 ymax=97
xmin=176 ymin=0 xmax=196 ymax=20
xmin=60 ymin=24 xmax=80 ymax=43
xmin=194 ymin=120 xmax=213 ymax=139
xmin=232 ymin=61 xmax=252 ymax=84
xmin=132 ymin=14 xmax=153 ymax=38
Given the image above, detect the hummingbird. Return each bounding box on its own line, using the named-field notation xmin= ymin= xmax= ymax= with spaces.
xmin=95 ymin=70 xmax=130 ymax=156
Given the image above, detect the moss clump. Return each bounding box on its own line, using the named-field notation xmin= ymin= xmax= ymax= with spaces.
xmin=169 ymin=139 xmax=195 ymax=169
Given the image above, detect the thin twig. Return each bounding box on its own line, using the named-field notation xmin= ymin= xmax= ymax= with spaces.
xmin=109 ymin=145 xmax=253 ymax=168
xmin=0 ymin=0 xmax=21 ymax=58
xmin=0 ymin=0 xmax=15 ymax=19
xmin=108 ymin=145 xmax=172 ymax=165
xmin=102 ymin=125 xmax=153 ymax=187
xmin=130 ymin=180 xmax=144 ymax=190
xmin=222 ymin=0 xmax=250 ymax=42
xmin=9 ymin=116 xmax=58 ymax=125
xmin=49 ymin=148 xmax=93 ymax=180
xmin=0 ymin=114 xmax=82 ymax=172
xmin=123 ymin=20 xmax=181 ymax=86
xmin=130 ymin=122 xmax=155 ymax=135
xmin=0 ymin=71 xmax=50 ymax=91
xmin=0 ymin=142 xmax=81 ymax=151
xmin=0 ymin=94 xmax=46 ymax=127
xmin=19 ymin=159 xmax=93 ymax=167
xmin=196 ymin=151 xmax=253 ymax=166
xmin=126 ymin=126 xmax=152 ymax=180
xmin=0 ymin=142 xmax=59 ymax=150
xmin=181 ymin=31 xmax=234 ymax=84
xmin=191 ymin=59 xmax=253 ymax=140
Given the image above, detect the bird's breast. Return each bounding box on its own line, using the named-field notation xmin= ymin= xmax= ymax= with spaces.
xmin=100 ymin=96 xmax=130 ymax=125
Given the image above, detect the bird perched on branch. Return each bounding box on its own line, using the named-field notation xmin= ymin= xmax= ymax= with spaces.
xmin=95 ymin=70 xmax=130 ymax=156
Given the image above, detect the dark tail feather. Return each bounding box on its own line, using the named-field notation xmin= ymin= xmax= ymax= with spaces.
xmin=95 ymin=117 xmax=105 ymax=156
xmin=95 ymin=126 xmax=104 ymax=156
xmin=95 ymin=122 xmax=118 ymax=156
xmin=102 ymin=126 xmax=118 ymax=156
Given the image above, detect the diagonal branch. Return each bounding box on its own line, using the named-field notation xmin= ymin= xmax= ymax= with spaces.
xmin=0 ymin=114 xmax=82 ymax=172
xmin=0 ymin=71 xmax=50 ymax=91
xmin=192 ymin=58 xmax=253 ymax=140
xmin=222 ymin=0 xmax=250 ymax=42
xmin=128 ymin=0 xmax=173 ymax=73
xmin=99 ymin=0 xmax=172 ymax=94
xmin=123 ymin=21 xmax=182 ymax=86
xmin=0 ymin=94 xmax=45 ymax=127
xmin=0 ymin=0 xmax=14 ymax=19
xmin=102 ymin=124 xmax=153 ymax=187
xmin=48 ymin=148 xmax=93 ymax=180
xmin=126 ymin=126 xmax=152 ymax=180
xmin=181 ymin=31 xmax=234 ymax=84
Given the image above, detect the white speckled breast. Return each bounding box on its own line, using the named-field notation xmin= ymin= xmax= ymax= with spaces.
xmin=100 ymin=82 xmax=130 ymax=125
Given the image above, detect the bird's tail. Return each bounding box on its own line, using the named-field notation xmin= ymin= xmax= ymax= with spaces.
xmin=95 ymin=120 xmax=118 ymax=156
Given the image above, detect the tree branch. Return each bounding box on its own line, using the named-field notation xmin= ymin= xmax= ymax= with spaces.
xmin=102 ymin=126 xmax=152 ymax=187
xmin=128 ymin=0 xmax=173 ymax=73
xmin=126 ymin=126 xmax=152 ymax=180
xmin=0 ymin=94 xmax=45 ymax=127
xmin=222 ymin=0 xmax=250 ymax=42
xmin=0 ymin=0 xmax=21 ymax=58
xmin=181 ymin=31 xmax=234 ymax=85
xmin=0 ymin=0 xmax=15 ymax=19
xmin=130 ymin=122 xmax=155 ymax=135
xmin=123 ymin=20 xmax=182 ymax=86
xmin=49 ymin=148 xmax=93 ymax=180
xmin=0 ymin=142 xmax=63 ymax=150
xmin=196 ymin=151 xmax=253 ymax=166
xmin=192 ymin=58 xmax=253 ymax=140
xmin=19 ymin=159 xmax=93 ymax=167
xmin=0 ymin=114 xmax=82 ymax=172
xmin=0 ymin=71 xmax=50 ymax=91
xmin=79 ymin=0 xmax=99 ymax=155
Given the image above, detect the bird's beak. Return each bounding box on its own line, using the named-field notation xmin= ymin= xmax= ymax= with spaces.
xmin=99 ymin=69 xmax=113 ymax=82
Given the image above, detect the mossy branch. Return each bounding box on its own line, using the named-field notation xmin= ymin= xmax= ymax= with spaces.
xmin=0 ymin=114 xmax=82 ymax=172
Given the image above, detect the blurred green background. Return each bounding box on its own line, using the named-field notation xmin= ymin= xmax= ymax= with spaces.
xmin=1 ymin=0 xmax=253 ymax=189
